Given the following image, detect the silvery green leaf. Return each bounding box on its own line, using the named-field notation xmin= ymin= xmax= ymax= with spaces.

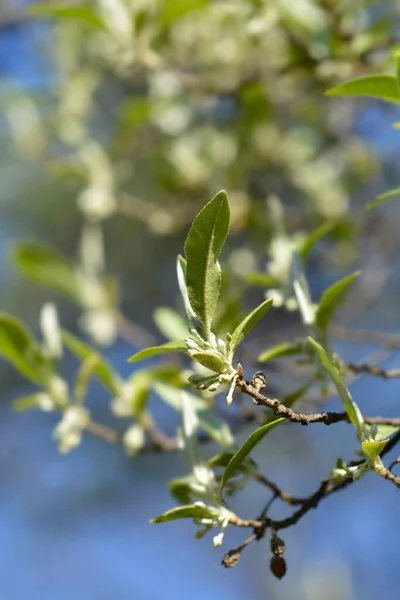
xmin=62 ymin=331 xmax=120 ymax=395
xmin=154 ymin=307 xmax=188 ymax=341
xmin=219 ymin=418 xmax=285 ymax=497
xmin=315 ymin=271 xmax=360 ymax=334
xmin=151 ymin=504 xmax=217 ymax=524
xmin=308 ymin=337 xmax=364 ymax=436
xmin=41 ymin=303 xmax=62 ymax=359
xmin=73 ymin=353 xmax=101 ymax=404
xmin=13 ymin=242 xmax=83 ymax=303
xmin=189 ymin=351 xmax=227 ymax=373
xmin=229 ymin=298 xmax=273 ymax=356
xmin=176 ymin=255 xmax=197 ymax=321
xmin=258 ymin=340 xmax=303 ymax=363
xmin=0 ymin=313 xmax=51 ymax=385
xmin=169 ymin=476 xmax=194 ymax=505
xmin=367 ymin=187 xmax=400 ymax=210
xmin=326 ymin=75 xmax=400 ymax=104
xmin=290 ymin=250 xmax=315 ymax=326
xmin=184 ymin=191 xmax=230 ymax=337
xmin=299 ymin=221 xmax=336 ymax=261
xmin=29 ymin=2 xmax=106 ymax=29
xmin=128 ymin=340 xmax=187 ymax=363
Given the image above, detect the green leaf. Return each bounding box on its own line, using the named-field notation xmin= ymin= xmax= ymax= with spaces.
xmin=299 ymin=221 xmax=337 ymax=261
xmin=154 ymin=383 xmax=233 ymax=447
xmin=290 ymin=250 xmax=314 ymax=326
xmin=326 ymin=75 xmax=400 ymax=104
xmin=315 ymin=271 xmax=360 ymax=333
xmin=151 ymin=504 xmax=217 ymax=524
xmin=367 ymin=187 xmax=400 ymax=209
xmin=372 ymin=424 xmax=400 ymax=440
xmin=308 ymin=338 xmax=364 ymax=435
xmin=73 ymin=354 xmax=101 ymax=404
xmin=243 ymin=272 xmax=278 ymax=287
xmin=219 ymin=418 xmax=285 ymax=496
xmin=128 ymin=340 xmax=187 ymax=363
xmin=0 ymin=314 xmax=50 ymax=384
xmin=176 ymin=255 xmax=197 ymax=321
xmin=169 ymin=477 xmax=193 ymax=505
xmin=362 ymin=439 xmax=389 ymax=461
xmin=258 ymin=340 xmax=303 ymax=363
xmin=62 ymin=331 xmax=119 ymax=395
xmin=189 ymin=351 xmax=227 ymax=373
xmin=13 ymin=242 xmax=82 ymax=303
xmin=153 ymin=307 xmax=188 ymax=341
xmin=207 ymin=452 xmax=257 ymax=476
xmin=184 ymin=191 xmax=230 ymax=336
xmin=229 ymin=298 xmax=273 ymax=356
xmin=12 ymin=393 xmax=45 ymax=411
xmin=28 ymin=3 xmax=106 ymax=29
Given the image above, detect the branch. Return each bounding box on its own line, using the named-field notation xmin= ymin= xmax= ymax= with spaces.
xmin=344 ymin=362 xmax=400 ymax=379
xmin=224 ymin=430 xmax=400 ymax=566
xmin=331 ymin=325 xmax=400 ymax=349
xmin=236 ymin=377 xmax=400 ymax=428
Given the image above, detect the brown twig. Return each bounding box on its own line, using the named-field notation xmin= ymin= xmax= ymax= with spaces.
xmin=377 ymin=468 xmax=400 ymax=488
xmin=330 ymin=325 xmax=400 ymax=349
xmin=85 ymin=419 xmax=121 ymax=444
xmin=344 ymin=362 xmax=400 ymax=379
xmin=236 ymin=378 xmax=400 ymax=428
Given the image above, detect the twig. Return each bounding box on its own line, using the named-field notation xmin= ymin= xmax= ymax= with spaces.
xmin=236 ymin=378 xmax=400 ymax=428
xmin=330 ymin=325 xmax=400 ymax=349
xmin=344 ymin=362 xmax=400 ymax=379
xmin=85 ymin=419 xmax=121 ymax=444
xmin=377 ymin=468 xmax=400 ymax=488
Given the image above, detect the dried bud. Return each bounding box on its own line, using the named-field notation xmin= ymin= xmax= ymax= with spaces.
xmin=270 ymin=534 xmax=285 ymax=556
xmin=222 ymin=550 xmax=241 ymax=568
xmin=237 ymin=363 xmax=244 ymax=380
xmin=270 ymin=555 xmax=287 ymax=579
xmin=250 ymin=371 xmax=266 ymax=392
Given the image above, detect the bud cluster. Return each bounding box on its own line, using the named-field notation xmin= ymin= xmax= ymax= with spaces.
xmin=185 ymin=328 xmax=238 ymax=404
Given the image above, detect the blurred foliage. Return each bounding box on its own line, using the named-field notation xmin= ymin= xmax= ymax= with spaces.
xmin=0 ymin=0 xmax=400 ymax=577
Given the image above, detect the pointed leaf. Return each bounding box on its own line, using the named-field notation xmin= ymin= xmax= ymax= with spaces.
xmin=128 ymin=340 xmax=187 ymax=363
xmin=219 ymin=418 xmax=285 ymax=496
xmin=73 ymin=354 xmax=101 ymax=404
xmin=28 ymin=3 xmax=106 ymax=29
xmin=290 ymin=250 xmax=315 ymax=326
xmin=13 ymin=242 xmax=82 ymax=303
xmin=176 ymin=255 xmax=197 ymax=321
xmin=189 ymin=351 xmax=227 ymax=373
xmin=151 ymin=504 xmax=217 ymax=524
xmin=243 ymin=272 xmax=278 ymax=287
xmin=0 ymin=314 xmax=51 ymax=384
xmin=184 ymin=191 xmax=230 ymax=336
xmin=315 ymin=271 xmax=360 ymax=333
xmin=308 ymin=337 xmax=364 ymax=435
xmin=12 ymin=393 xmax=46 ymax=411
xmin=367 ymin=187 xmax=400 ymax=210
xmin=169 ymin=477 xmax=193 ymax=505
xmin=326 ymin=75 xmax=400 ymax=104
xmin=229 ymin=298 xmax=273 ymax=356
xmin=362 ymin=439 xmax=389 ymax=461
xmin=154 ymin=307 xmax=188 ymax=341
xmin=258 ymin=340 xmax=303 ymax=362
xmin=62 ymin=331 xmax=119 ymax=394
xmin=299 ymin=221 xmax=337 ymax=261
